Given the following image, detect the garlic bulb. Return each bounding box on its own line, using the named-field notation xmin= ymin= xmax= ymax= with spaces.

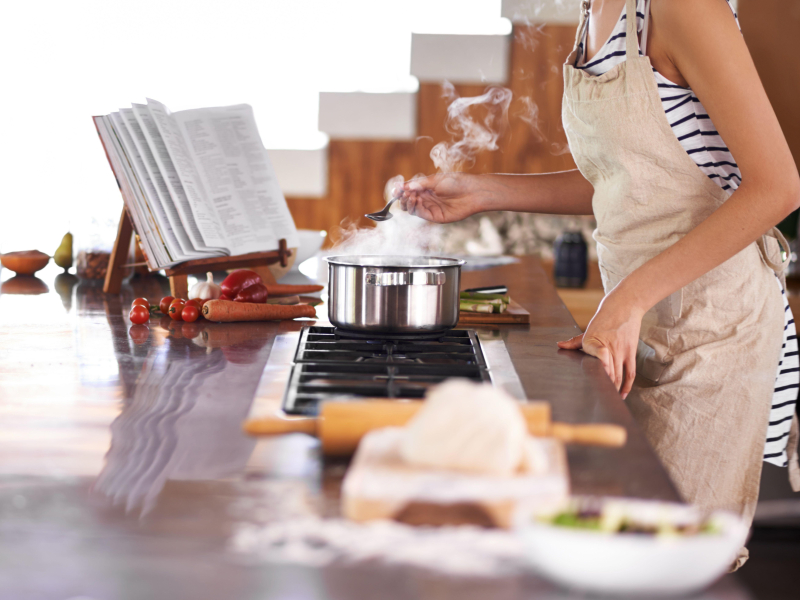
xmin=189 ymin=272 xmax=221 ymax=300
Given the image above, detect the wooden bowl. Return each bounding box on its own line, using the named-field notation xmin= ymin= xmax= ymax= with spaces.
xmin=1 ymin=250 xmax=50 ymax=275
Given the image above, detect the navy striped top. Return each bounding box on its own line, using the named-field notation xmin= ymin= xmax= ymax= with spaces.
xmin=576 ymin=0 xmax=742 ymax=193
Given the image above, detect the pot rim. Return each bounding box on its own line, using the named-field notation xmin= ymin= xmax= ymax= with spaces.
xmin=325 ymin=255 xmax=466 ymax=268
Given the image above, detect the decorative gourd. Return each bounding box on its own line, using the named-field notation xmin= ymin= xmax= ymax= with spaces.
xmin=188 ymin=272 xmax=221 ymax=301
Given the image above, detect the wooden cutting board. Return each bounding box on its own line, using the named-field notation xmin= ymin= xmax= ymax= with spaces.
xmin=342 ymin=427 xmax=569 ymax=529
xmin=457 ymin=298 xmax=530 ymax=325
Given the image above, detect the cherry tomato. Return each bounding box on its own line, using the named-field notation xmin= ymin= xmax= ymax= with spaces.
xmin=159 ymin=296 xmax=175 ymax=314
xmin=132 ymin=297 xmax=149 ymax=308
xmin=129 ymin=305 xmax=150 ymax=325
xmin=129 ymin=324 xmax=150 ymax=345
xmin=185 ymin=298 xmax=203 ymax=310
xmin=181 ymin=304 xmax=200 ymax=323
xmin=168 ymin=299 xmax=186 ymax=321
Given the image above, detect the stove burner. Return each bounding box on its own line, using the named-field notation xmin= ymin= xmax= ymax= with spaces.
xmin=282 ymin=326 xmax=490 ymax=415
xmin=332 ymin=327 xmax=447 ymax=341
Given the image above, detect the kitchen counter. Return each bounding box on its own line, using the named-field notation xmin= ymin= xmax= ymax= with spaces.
xmin=0 ymin=257 xmax=753 ymax=599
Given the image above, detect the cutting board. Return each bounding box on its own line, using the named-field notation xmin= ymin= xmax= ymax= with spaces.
xmin=342 ymin=427 xmax=569 ymax=529
xmin=457 ymin=299 xmax=530 ymax=325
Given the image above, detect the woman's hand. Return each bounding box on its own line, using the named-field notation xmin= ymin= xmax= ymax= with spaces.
xmin=396 ymin=173 xmax=491 ymax=224
xmin=557 ymin=287 xmax=645 ymax=400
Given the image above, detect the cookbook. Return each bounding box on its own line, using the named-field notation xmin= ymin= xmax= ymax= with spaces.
xmin=94 ymin=99 xmax=299 ymax=270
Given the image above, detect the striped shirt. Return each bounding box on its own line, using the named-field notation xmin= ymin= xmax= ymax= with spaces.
xmin=576 ymin=0 xmax=741 ymax=191
xmin=577 ymin=0 xmax=798 ymax=467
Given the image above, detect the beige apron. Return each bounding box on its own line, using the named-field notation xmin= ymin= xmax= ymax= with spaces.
xmin=562 ymin=0 xmax=799 ymax=542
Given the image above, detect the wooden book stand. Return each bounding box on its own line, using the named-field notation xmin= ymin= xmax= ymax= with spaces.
xmin=103 ymin=208 xmax=292 ymax=296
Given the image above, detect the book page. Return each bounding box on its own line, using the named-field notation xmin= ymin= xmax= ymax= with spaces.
xmin=119 ymin=108 xmax=205 ymax=260
xmin=171 ymin=103 xmax=299 ymax=255
xmin=110 ymin=111 xmax=184 ymax=264
xmin=94 ymin=116 xmax=164 ymax=270
xmin=132 ymin=103 xmax=223 ymax=254
xmin=146 ymin=99 xmax=228 ymax=251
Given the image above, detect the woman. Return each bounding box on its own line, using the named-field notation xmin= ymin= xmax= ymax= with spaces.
xmin=399 ymin=0 xmax=800 ymax=566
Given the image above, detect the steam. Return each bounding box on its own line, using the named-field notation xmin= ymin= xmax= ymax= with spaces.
xmin=330 ymin=72 xmax=568 ymax=257
xmin=515 ymin=96 xmax=545 ymax=142
xmin=334 ymin=209 xmax=443 ymax=257
xmin=430 ymin=82 xmax=513 ymax=173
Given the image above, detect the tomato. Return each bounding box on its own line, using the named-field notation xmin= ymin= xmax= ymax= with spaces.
xmin=128 ymin=324 xmax=150 ymax=345
xmin=132 ymin=297 xmax=149 ymax=308
xmin=181 ymin=304 xmax=200 ymax=323
xmin=185 ymin=298 xmax=203 ymax=310
xmin=159 ymin=296 xmax=175 ymax=314
xmin=129 ymin=305 xmax=150 ymax=325
xmin=168 ymin=298 xmax=186 ymax=321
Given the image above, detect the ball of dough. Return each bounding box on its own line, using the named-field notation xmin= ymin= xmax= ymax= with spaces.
xmin=399 ymin=379 xmax=528 ymax=476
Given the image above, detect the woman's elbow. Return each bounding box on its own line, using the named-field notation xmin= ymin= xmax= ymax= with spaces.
xmin=780 ymin=171 xmax=800 ymax=216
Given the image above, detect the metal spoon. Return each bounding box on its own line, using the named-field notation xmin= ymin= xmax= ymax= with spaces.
xmin=365 ymin=196 xmax=399 ymax=222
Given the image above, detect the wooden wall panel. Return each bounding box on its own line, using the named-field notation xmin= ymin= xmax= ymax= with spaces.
xmin=285 ymin=24 xmax=579 ymax=244
xmin=288 ymin=141 xmax=417 ymax=245
xmin=504 ymin=24 xmax=577 ymax=175
xmin=739 ymin=0 xmax=800 ymax=169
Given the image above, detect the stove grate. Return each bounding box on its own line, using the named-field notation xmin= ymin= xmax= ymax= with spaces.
xmin=282 ymin=326 xmax=490 ymax=415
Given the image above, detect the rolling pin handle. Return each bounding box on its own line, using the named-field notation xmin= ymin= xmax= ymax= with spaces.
xmin=243 ymin=414 xmax=318 ymax=437
xmin=550 ymin=423 xmax=628 ymax=447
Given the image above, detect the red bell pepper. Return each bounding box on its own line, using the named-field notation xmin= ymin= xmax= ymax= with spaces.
xmin=234 ymin=283 xmax=269 ymax=304
xmin=221 ymin=269 xmax=262 ymax=298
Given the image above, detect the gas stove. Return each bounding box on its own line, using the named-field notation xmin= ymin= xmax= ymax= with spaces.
xmin=282 ymin=326 xmax=492 ymax=415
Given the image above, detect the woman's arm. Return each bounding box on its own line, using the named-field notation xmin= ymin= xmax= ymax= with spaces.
xmin=559 ymin=0 xmax=800 ymax=397
xmin=398 ymin=169 xmax=595 ymax=223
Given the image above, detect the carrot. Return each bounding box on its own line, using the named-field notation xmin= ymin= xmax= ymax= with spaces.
xmin=202 ymin=299 xmax=316 ymax=322
xmin=265 ymin=284 xmax=324 ymax=297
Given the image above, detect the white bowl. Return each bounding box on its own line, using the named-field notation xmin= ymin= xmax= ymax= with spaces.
xmin=291 ymin=230 xmax=327 ymax=271
xmin=513 ymin=497 xmax=748 ymax=597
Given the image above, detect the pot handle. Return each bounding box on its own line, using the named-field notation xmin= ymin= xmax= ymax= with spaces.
xmin=365 ymin=271 xmax=446 ymax=286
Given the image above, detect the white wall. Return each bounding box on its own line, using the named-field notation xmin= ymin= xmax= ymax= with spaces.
xmin=0 ymin=0 xmax=509 ymax=256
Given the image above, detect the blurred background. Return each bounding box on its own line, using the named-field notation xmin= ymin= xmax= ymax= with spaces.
xmin=1 ymin=0 xmax=799 ymax=591
xmin=2 ymin=0 xmax=797 ymax=257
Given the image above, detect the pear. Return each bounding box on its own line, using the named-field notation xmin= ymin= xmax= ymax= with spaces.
xmin=54 ymin=232 xmax=73 ymax=271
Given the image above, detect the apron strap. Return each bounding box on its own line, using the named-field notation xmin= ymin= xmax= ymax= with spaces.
xmin=758 ymin=227 xmax=791 ymax=274
xmin=641 ymin=0 xmax=652 ymax=56
xmin=572 ymin=0 xmax=590 ymax=56
xmin=624 ymin=0 xmax=639 ymax=60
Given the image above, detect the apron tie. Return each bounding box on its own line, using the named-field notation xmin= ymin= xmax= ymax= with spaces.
xmin=757 ymin=228 xmax=790 ymax=275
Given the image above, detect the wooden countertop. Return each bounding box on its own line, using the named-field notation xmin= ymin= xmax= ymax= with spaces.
xmin=0 ymin=257 xmax=746 ymax=599
xmin=457 ymin=258 xmax=679 ymax=501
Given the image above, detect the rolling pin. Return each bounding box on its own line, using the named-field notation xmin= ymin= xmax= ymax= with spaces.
xmin=243 ymin=400 xmax=627 ymax=456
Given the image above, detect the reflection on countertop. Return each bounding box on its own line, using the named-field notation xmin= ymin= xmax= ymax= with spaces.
xmin=95 ymin=345 xmax=260 ymax=515
xmin=0 ymin=261 xmax=765 ymax=599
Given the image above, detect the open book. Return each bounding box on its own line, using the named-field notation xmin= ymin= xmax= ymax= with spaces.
xmin=94 ymin=99 xmax=299 ymax=270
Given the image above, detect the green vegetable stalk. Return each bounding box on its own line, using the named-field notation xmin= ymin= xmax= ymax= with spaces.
xmin=459 ymin=292 xmax=510 ymax=303
xmin=460 ymin=300 xmax=494 ymax=313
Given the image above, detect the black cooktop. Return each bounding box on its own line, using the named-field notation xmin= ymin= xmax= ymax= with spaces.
xmin=282 ymin=326 xmax=490 ymax=415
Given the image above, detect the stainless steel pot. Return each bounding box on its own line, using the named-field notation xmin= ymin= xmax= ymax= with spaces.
xmin=326 ymin=255 xmax=465 ymax=333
